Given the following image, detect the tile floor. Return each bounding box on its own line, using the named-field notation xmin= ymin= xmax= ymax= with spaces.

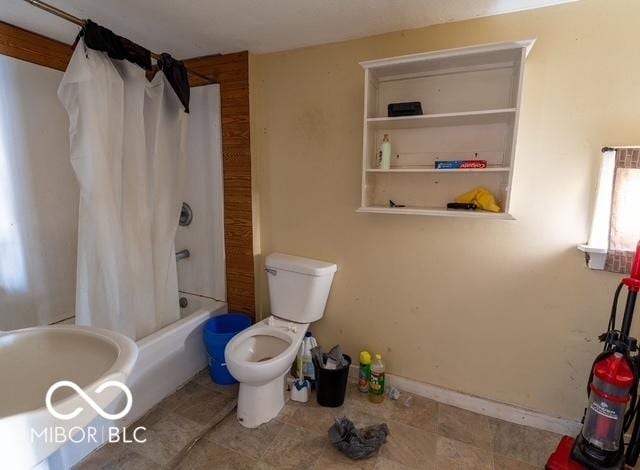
xmin=77 ymin=370 xmax=563 ymax=469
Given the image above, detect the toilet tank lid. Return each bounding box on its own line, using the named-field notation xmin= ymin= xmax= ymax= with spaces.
xmin=266 ymin=253 xmax=337 ymax=276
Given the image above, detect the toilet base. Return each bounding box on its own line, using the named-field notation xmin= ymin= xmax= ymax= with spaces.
xmin=236 ymin=372 xmax=286 ymax=428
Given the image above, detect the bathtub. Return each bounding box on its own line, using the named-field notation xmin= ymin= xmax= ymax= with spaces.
xmin=46 ymin=294 xmax=227 ymax=469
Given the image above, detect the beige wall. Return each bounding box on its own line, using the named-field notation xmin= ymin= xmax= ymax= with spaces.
xmin=250 ymin=0 xmax=640 ymax=420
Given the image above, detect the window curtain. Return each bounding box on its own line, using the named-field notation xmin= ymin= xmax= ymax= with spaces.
xmin=605 ymin=148 xmax=640 ymax=273
xmin=58 ymin=38 xmax=187 ymax=340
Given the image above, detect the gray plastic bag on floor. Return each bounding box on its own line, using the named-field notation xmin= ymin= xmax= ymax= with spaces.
xmin=328 ymin=417 xmax=390 ymax=460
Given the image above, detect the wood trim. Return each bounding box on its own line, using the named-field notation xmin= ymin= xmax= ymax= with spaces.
xmin=184 ymin=52 xmax=255 ymax=315
xmin=0 ymin=20 xmax=256 ymax=316
xmin=0 ymin=21 xmax=72 ymax=71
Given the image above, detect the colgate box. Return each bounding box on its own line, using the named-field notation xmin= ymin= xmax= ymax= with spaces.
xmin=434 ymin=160 xmax=487 ymax=169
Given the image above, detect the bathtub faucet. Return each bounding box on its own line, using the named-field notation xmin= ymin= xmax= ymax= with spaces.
xmin=176 ymin=249 xmax=190 ymax=261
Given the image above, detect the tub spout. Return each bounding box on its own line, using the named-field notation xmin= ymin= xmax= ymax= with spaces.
xmin=176 ymin=249 xmax=190 ymax=261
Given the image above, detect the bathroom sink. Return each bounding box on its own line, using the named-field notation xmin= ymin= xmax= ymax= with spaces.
xmin=0 ymin=325 xmax=138 ymax=469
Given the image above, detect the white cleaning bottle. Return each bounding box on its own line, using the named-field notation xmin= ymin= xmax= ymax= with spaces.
xmin=302 ymin=332 xmax=317 ymax=382
xmin=377 ymin=134 xmax=391 ymax=170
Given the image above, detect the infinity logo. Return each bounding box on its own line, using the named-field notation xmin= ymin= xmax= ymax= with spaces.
xmin=45 ymin=380 xmax=133 ymax=421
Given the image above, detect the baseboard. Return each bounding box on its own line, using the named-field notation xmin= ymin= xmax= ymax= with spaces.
xmin=348 ymin=366 xmax=581 ymax=436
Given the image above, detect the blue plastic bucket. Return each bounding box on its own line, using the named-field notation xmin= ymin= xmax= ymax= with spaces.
xmin=203 ymin=313 xmax=252 ymax=384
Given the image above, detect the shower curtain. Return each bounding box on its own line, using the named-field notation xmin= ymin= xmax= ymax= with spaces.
xmin=58 ymin=38 xmax=187 ymax=340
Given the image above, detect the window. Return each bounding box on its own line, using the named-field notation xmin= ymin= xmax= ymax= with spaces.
xmin=581 ymin=147 xmax=640 ymax=272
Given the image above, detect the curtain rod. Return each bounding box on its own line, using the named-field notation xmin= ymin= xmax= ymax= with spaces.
xmin=23 ymin=0 xmax=217 ymax=85
xmin=602 ymin=146 xmax=640 ymax=152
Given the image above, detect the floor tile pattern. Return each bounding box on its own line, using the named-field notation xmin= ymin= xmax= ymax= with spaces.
xmin=76 ymin=370 xmax=563 ymax=469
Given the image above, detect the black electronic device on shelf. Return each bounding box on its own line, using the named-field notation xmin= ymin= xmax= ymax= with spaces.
xmin=387 ymin=101 xmax=423 ymax=117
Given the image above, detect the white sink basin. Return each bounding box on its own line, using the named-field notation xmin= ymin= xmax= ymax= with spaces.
xmin=0 ymin=325 xmax=138 ymax=469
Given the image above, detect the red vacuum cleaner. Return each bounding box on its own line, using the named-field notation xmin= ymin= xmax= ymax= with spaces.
xmin=547 ymin=241 xmax=640 ymax=470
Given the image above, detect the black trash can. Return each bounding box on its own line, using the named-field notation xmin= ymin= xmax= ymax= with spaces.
xmin=314 ymin=354 xmax=352 ymax=407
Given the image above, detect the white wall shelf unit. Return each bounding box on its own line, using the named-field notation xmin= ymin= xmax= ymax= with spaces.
xmin=358 ymin=39 xmax=535 ymax=219
xmin=366 ymin=166 xmax=511 ymax=173
xmin=366 ymin=108 xmax=517 ymax=129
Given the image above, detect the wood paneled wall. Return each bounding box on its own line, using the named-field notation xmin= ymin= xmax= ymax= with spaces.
xmin=0 ymin=21 xmax=255 ymax=316
xmin=185 ymin=53 xmax=255 ymax=315
xmin=0 ymin=21 xmax=71 ymax=70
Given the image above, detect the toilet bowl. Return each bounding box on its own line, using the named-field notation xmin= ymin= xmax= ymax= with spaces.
xmin=225 ymin=316 xmax=308 ymax=427
xmin=225 ymin=253 xmax=337 ymax=428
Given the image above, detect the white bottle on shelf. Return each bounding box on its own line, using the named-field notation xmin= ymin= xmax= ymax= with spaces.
xmin=377 ymin=134 xmax=391 ymax=170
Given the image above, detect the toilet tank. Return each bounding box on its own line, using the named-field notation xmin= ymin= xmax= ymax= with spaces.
xmin=265 ymin=253 xmax=337 ymax=323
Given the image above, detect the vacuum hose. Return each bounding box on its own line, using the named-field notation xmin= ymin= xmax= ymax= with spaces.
xmin=603 ymin=282 xmax=625 ymax=352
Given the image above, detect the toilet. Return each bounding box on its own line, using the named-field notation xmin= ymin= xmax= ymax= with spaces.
xmin=225 ymin=252 xmax=337 ymax=428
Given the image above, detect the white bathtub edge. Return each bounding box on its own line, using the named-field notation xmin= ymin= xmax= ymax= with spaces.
xmin=47 ymin=297 xmax=228 ymax=469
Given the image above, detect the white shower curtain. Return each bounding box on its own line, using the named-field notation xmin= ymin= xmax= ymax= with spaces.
xmin=58 ymin=39 xmax=187 ymax=340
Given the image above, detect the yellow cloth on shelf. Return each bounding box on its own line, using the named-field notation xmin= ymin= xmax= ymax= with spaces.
xmin=455 ymin=187 xmax=501 ymax=212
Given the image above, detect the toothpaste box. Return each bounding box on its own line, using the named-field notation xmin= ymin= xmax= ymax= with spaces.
xmin=434 ymin=160 xmax=487 ymax=169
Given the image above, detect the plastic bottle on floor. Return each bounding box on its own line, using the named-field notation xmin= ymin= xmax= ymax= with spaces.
xmin=301 ymin=332 xmax=317 ymax=383
xmin=369 ymin=354 xmax=385 ymax=403
xmin=358 ymin=351 xmax=371 ymax=393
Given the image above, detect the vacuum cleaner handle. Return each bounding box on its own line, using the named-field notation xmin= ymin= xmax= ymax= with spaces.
xmin=623 ymin=241 xmax=640 ymax=292
xmin=622 ymin=241 xmax=640 ymax=468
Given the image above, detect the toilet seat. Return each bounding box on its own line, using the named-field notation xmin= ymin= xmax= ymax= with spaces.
xmin=225 ymin=319 xmax=307 ymax=384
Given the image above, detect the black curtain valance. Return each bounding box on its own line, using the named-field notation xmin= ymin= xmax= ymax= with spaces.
xmin=78 ymin=20 xmax=190 ymax=113
xmin=157 ymin=53 xmax=190 ymax=113
xmin=81 ymin=19 xmax=152 ymax=70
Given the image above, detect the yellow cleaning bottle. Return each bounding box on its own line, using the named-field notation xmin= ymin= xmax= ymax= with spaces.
xmin=369 ymin=354 xmax=385 ymax=403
